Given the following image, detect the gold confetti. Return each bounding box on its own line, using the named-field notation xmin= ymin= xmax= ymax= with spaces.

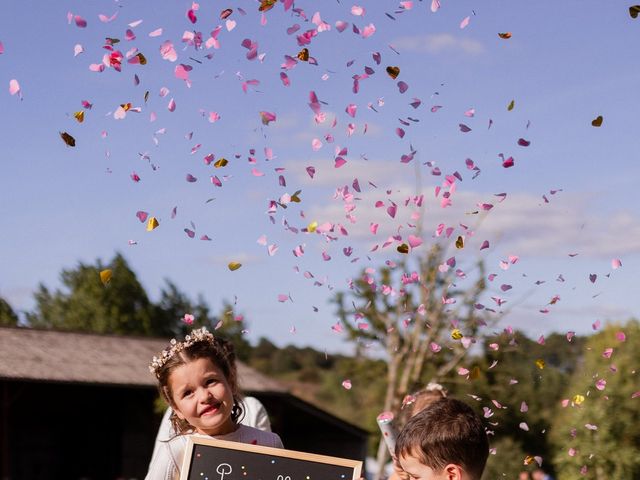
xmin=59 ymin=131 xmax=76 ymax=147
xmin=386 ymin=66 xmax=400 ymax=79
xmin=307 ymin=221 xmax=318 ymax=233
xmin=297 ymin=48 xmax=309 ymax=61
xmin=259 ymin=0 xmax=277 ymax=12
xmin=146 ymin=216 xmax=159 ymax=231
xmin=507 ymin=99 xmax=515 ymax=111
xmin=228 ymin=262 xmax=242 ymax=271
xmin=591 ymin=115 xmax=603 ymax=127
xmin=524 ymin=456 xmax=535 ymax=466
xmin=397 ymin=243 xmax=409 ymax=254
xmin=214 ymin=158 xmax=228 ymax=168
xmin=455 ymin=235 xmax=464 ymax=249
xmin=451 ymin=329 xmax=463 ymax=340
xmin=73 ymin=111 xmax=84 ymax=123
xmin=290 ymin=190 xmax=302 ymax=203
xmin=630 ymin=5 xmax=640 ymax=18
xmin=470 ymin=366 xmax=481 ymax=380
xmin=498 ymin=32 xmax=512 ymax=39
xmin=99 ymin=269 xmax=112 ymax=286
xmin=573 ymin=394 xmax=585 ymax=405
xmin=535 ymin=359 xmax=545 ymax=369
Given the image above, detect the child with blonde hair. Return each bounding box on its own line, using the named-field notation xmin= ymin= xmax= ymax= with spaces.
xmin=145 ymin=327 xmax=283 ymax=480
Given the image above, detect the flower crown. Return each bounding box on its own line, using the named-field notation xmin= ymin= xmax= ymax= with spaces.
xmin=149 ymin=327 xmax=215 ymax=378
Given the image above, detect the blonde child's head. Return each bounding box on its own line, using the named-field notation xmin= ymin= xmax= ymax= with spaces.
xmin=150 ymin=328 xmax=243 ymax=435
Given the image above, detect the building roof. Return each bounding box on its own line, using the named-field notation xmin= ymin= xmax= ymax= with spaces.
xmin=0 ymin=326 xmax=287 ymax=392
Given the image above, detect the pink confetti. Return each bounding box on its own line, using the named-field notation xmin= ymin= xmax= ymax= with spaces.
xmin=74 ymin=15 xmax=87 ymax=28
xmin=397 ymin=81 xmax=409 ymax=93
xmin=341 ymin=379 xmax=352 ymax=390
xmin=149 ymin=28 xmax=163 ymax=37
xmin=277 ymin=294 xmax=289 ymax=303
xmin=602 ymin=348 xmax=613 ymax=358
xmin=183 ymin=313 xmax=195 ymax=325
xmin=480 ymin=240 xmax=490 ymax=250
xmin=345 ymin=103 xmax=357 ymax=118
xmin=616 ymin=331 xmax=626 ymax=342
xmin=335 ymin=20 xmax=349 ymax=33
xmin=0 ymin=41 xmax=4 ymax=54
xmin=519 ymin=422 xmax=529 ymax=431
xmin=460 ymin=16 xmax=470 ymax=29
xmin=351 ymin=5 xmax=365 ymax=16
xmin=459 ymin=123 xmax=471 ymax=133
xmin=589 ymin=274 xmax=597 ymax=283
xmin=361 ymin=23 xmax=376 ymax=38
xmin=520 ymin=401 xmax=528 ymax=412
xmin=407 ymin=235 xmax=422 ymax=248
xmin=8 ymin=79 xmax=20 ymax=96
xmin=518 ymin=138 xmax=531 ymax=147
xmin=632 ymin=391 xmax=640 ymax=399
xmin=99 ymin=12 xmax=118 ymax=23
xmin=595 ymin=379 xmax=606 ymax=391
xmin=160 ymin=41 xmax=178 ymax=62
xmin=74 ymin=44 xmax=84 ymax=56
xmin=611 ymin=258 xmax=622 ymax=269
xmin=136 ymin=211 xmax=148 ymax=222
xmin=431 ymin=0 xmax=440 ymax=12
xmin=259 ymin=111 xmax=276 ymax=125
xmin=502 ymin=156 xmax=515 ymax=168
xmin=167 ymin=98 xmax=176 ymax=112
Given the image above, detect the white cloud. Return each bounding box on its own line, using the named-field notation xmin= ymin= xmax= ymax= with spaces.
xmin=298 ymin=177 xmax=640 ymax=259
xmin=391 ymin=33 xmax=485 ymax=55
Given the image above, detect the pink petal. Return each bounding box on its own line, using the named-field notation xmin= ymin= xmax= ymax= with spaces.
xmin=351 ymin=5 xmax=365 ymax=16
xmin=502 ymin=156 xmax=515 ymax=168
xmin=8 ymin=79 xmax=20 ymax=96
xmin=311 ymin=138 xmax=323 ymax=151
xmin=480 ymin=240 xmax=490 ymax=250
xmin=167 ymin=98 xmax=176 ymax=111
xmin=345 ymin=103 xmax=357 ymax=118
xmin=74 ymin=44 xmax=84 ymax=56
xmin=160 ymin=41 xmax=178 ymax=62
xmin=280 ymin=72 xmax=290 ymax=86
xmin=98 ymin=12 xmax=118 ymax=23
xmin=611 ymin=258 xmax=622 ymax=269
xmin=616 ymin=331 xmax=626 ymax=342
xmin=335 ymin=21 xmax=349 ymax=32
xmin=334 ymin=157 xmax=347 ymax=168
xmin=460 ymin=16 xmax=470 ymax=29
xmin=209 ymin=112 xmax=221 ymax=123
xmin=268 ymin=244 xmax=279 ymax=256
xmin=341 ymin=379 xmax=352 ymax=390
xmin=277 ymin=294 xmax=289 ymax=303
xmin=136 ymin=211 xmax=148 ymax=222
xmin=397 ymin=81 xmax=409 ymax=93
xmin=251 ymin=168 xmax=265 ymax=177
xmin=431 ymin=0 xmax=440 ymax=12
xmin=407 ymin=235 xmax=422 ymax=248
xmin=149 ymin=28 xmax=163 ymax=37
xmin=396 ymin=128 xmax=405 ymax=138
xmin=306 ymin=166 xmax=316 ymax=178
xmin=361 ymin=23 xmax=376 ymax=38
xmin=520 ymin=401 xmax=528 ymax=412
xmin=74 ymin=15 xmax=87 ymax=28
xmin=386 ymin=204 xmax=397 ymax=218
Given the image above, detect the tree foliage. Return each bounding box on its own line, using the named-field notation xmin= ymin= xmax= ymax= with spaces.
xmin=0 ymin=297 xmax=19 ymax=326
xmin=550 ymin=320 xmax=640 ymax=480
xmin=26 ymin=253 xmax=155 ymax=335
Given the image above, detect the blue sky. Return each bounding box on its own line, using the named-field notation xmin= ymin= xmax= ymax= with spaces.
xmin=1 ymin=0 xmax=639 ymax=352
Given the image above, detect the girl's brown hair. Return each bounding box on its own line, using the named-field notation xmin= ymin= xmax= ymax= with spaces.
xmin=155 ymin=335 xmax=244 ymax=435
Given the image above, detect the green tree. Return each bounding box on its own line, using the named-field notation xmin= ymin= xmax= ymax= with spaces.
xmin=26 ymin=253 xmax=156 ymax=335
xmin=550 ymin=320 xmax=640 ymax=480
xmin=0 ymin=297 xmax=19 ymax=326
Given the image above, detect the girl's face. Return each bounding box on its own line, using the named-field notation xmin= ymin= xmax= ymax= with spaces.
xmin=169 ymin=357 xmax=236 ymax=436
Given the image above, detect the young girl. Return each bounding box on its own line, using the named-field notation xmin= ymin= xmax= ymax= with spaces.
xmin=145 ymin=327 xmax=283 ymax=480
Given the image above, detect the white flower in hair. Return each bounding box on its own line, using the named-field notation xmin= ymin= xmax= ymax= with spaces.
xmin=148 ymin=327 xmax=215 ymax=377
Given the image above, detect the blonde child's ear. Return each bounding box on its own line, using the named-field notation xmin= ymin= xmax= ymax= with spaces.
xmin=443 ymin=464 xmax=464 ymax=480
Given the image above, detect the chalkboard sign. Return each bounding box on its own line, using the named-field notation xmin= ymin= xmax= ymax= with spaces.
xmin=180 ymin=437 xmax=363 ymax=480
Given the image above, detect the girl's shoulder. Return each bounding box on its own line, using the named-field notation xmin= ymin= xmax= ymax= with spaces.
xmin=220 ymin=424 xmax=284 ymax=449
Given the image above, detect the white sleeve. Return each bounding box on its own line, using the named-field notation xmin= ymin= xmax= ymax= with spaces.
xmin=145 ymin=436 xmax=184 ymax=480
xmin=240 ymin=396 xmax=272 ymax=432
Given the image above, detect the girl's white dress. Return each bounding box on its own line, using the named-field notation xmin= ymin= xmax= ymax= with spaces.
xmin=145 ymin=424 xmax=283 ymax=480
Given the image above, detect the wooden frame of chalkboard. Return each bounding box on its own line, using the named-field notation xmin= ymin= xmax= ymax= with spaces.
xmin=180 ymin=436 xmax=363 ymax=480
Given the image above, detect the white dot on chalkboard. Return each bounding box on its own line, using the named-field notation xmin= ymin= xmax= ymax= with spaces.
xmin=271 ymin=460 xmax=276 ymax=464
xmin=243 ymin=473 xmax=247 ymax=476
xmin=197 ymin=453 xmax=201 ymax=458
